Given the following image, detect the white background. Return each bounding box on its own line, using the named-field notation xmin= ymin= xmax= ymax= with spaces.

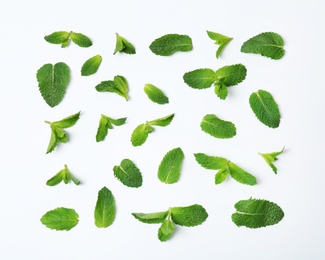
xmin=0 ymin=0 xmax=324 ymax=259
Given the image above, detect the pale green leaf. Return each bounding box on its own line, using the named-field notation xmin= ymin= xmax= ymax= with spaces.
xmin=81 ymin=54 xmax=102 ymax=76
xmin=194 ymin=153 xmax=228 ymax=170
xmin=94 ymin=187 xmax=116 ymax=228
xmin=249 ymin=89 xmax=281 ymax=128
xmin=144 ymin=84 xmax=169 ymax=104
xmin=158 ymin=220 xmax=175 ymax=242
xmin=183 ymin=68 xmax=216 ymax=89
xmin=36 ymin=62 xmax=70 ymax=107
xmin=113 ymin=33 xmax=136 ymax=54
xmin=148 ymin=113 xmax=174 ymax=126
xmin=149 ymin=34 xmax=193 ymax=56
xmin=40 ymin=207 xmax=79 ymax=231
xmin=228 ymin=162 xmax=257 ymax=186
xmin=158 ymin=147 xmax=184 ymax=184
xmin=200 ymin=114 xmax=236 ymax=139
xmin=44 ymin=31 xmax=70 ymax=47
xmin=109 ymin=117 xmax=127 ymax=126
xmin=241 ymin=32 xmax=285 ymax=60
xmin=46 ymin=169 xmax=64 ymax=186
xmin=46 ymin=164 xmax=80 ymax=186
xmin=171 ymin=204 xmax=208 ymax=227
xmin=46 ymin=130 xmax=58 ymax=154
xmin=232 ymin=198 xmax=285 ymax=228
xmin=113 ymin=159 xmax=143 ymax=188
xmin=206 ymin=31 xmax=233 ymax=58
xmin=131 ymin=123 xmax=154 ymax=146
xmin=70 ymin=32 xmax=92 ymax=47
xmin=215 ymin=167 xmax=230 ymax=184
xmin=214 ymin=82 xmax=228 ymax=100
xmin=259 ymin=147 xmax=285 ymax=174
xmin=132 ymin=211 xmax=168 ymax=224
xmin=215 ymin=64 xmax=247 ymax=86
xmin=51 ymin=111 xmax=81 ymax=128
xmin=113 ymin=75 xmax=129 ymax=100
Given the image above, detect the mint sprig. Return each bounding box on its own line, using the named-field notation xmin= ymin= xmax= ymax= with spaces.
xmin=96 ymin=115 xmax=126 ymax=142
xmin=259 ymin=147 xmax=285 ymax=174
xmin=46 ymin=164 xmax=80 ymax=186
xmin=206 ymin=30 xmax=233 ymax=58
xmin=113 ymin=33 xmax=136 ymax=54
xmin=95 ymin=75 xmax=129 ymax=100
xmin=44 ymin=31 xmax=92 ymax=48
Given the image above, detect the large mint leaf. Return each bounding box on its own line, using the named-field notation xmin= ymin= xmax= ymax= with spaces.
xmin=113 ymin=159 xmax=143 ymax=188
xmin=94 ymin=187 xmax=116 ymax=228
xmin=200 ymin=114 xmax=236 ymax=139
xmin=40 ymin=207 xmax=79 ymax=231
xmin=149 ymin=34 xmax=193 ymax=56
xmin=158 ymin=147 xmax=184 ymax=184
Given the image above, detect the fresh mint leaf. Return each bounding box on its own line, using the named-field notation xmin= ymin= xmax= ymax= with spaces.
xmin=44 ymin=31 xmax=92 ymax=48
xmin=45 ymin=112 xmax=80 ymax=154
xmin=95 ymin=75 xmax=129 ymax=100
xmin=200 ymin=114 xmax=236 ymax=139
xmin=232 ymin=198 xmax=285 ymax=228
xmin=214 ymin=82 xmax=228 ymax=100
xmin=215 ymin=64 xmax=247 ymax=87
xmin=132 ymin=211 xmax=169 ymax=224
xmin=249 ymin=89 xmax=281 ymax=128
xmin=195 ymin=152 xmax=257 ymax=186
xmin=149 ymin=34 xmax=193 ymax=56
xmin=206 ymin=31 xmax=233 ymax=58
xmin=96 ymin=115 xmax=126 ymax=142
xmin=183 ymin=68 xmax=216 ymax=89
xmin=144 ymin=84 xmax=169 ymax=104
xmin=171 ymin=204 xmax=208 ymax=227
xmin=36 ymin=62 xmax=70 ymax=107
xmin=194 ymin=153 xmax=228 ymax=170
xmin=70 ymin=32 xmax=92 ymax=47
xmin=241 ymin=32 xmax=285 ymax=60
xmin=46 ymin=164 xmax=80 ymax=186
xmin=40 ymin=207 xmax=79 ymax=231
xmin=94 ymin=187 xmax=116 ymax=228
xmin=131 ymin=114 xmax=174 ymax=146
xmin=158 ymin=147 xmax=184 ymax=184
xmin=113 ymin=159 xmax=143 ymax=188
xmin=158 ymin=220 xmax=175 ymax=242
xmin=114 ymin=33 xmax=136 ymax=54
xmin=81 ymin=54 xmax=102 ymax=76
xmin=259 ymin=147 xmax=285 ymax=174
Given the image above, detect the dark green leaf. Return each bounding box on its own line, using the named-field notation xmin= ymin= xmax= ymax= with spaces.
xmin=132 ymin=211 xmax=168 ymax=224
xmin=113 ymin=33 xmax=136 ymax=54
xmin=44 ymin=31 xmax=70 ymax=47
xmin=200 ymin=114 xmax=236 ymax=139
xmin=215 ymin=64 xmax=247 ymax=86
xmin=171 ymin=204 xmax=208 ymax=227
xmin=81 ymin=55 xmax=102 ymax=76
xmin=183 ymin=68 xmax=216 ymax=89
xmin=113 ymin=159 xmax=143 ymax=188
xmin=149 ymin=34 xmax=193 ymax=56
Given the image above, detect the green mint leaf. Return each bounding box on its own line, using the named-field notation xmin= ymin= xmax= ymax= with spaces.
xmin=96 ymin=115 xmax=126 ymax=142
xmin=228 ymin=162 xmax=257 ymax=186
xmin=46 ymin=130 xmax=58 ymax=154
xmin=113 ymin=159 xmax=143 ymax=188
xmin=95 ymin=76 xmax=129 ymax=100
xmin=46 ymin=164 xmax=80 ymax=186
xmin=44 ymin=31 xmax=70 ymax=47
xmin=194 ymin=153 xmax=228 ymax=170
xmin=131 ymin=123 xmax=154 ymax=146
xmin=249 ymin=89 xmax=281 ymax=128
xmin=94 ymin=187 xmax=116 ymax=228
xmin=51 ymin=111 xmax=81 ymax=128
xmin=200 ymin=114 xmax=236 ymax=139
xmin=171 ymin=204 xmax=208 ymax=227
xmin=158 ymin=220 xmax=175 ymax=242
xmin=70 ymin=32 xmax=92 ymax=47
xmin=149 ymin=34 xmax=193 ymax=56
xmin=81 ymin=54 xmax=102 ymax=76
xmin=40 ymin=207 xmax=79 ymax=231
xmin=241 ymin=32 xmax=285 ymax=60
xmin=214 ymin=82 xmax=228 ymax=100
xmin=215 ymin=167 xmax=230 ymax=184
xmin=132 ymin=211 xmax=169 ymax=224
xmin=144 ymin=84 xmax=169 ymax=104
xmin=148 ymin=113 xmax=174 ymax=126
xmin=36 ymin=62 xmax=70 ymax=107
xmin=232 ymin=198 xmax=285 ymax=228
xmin=183 ymin=68 xmax=216 ymax=89
xmin=113 ymin=33 xmax=136 ymax=54
xmin=215 ymin=64 xmax=247 ymax=87
xmin=259 ymin=147 xmax=285 ymax=174
xmin=206 ymin=31 xmax=233 ymax=58
xmin=158 ymin=147 xmax=184 ymax=184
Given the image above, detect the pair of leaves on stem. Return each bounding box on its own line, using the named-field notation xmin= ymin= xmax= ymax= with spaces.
xmin=206 ymin=31 xmax=233 ymax=58
xmin=131 ymin=114 xmax=174 ymax=146
xmin=96 ymin=115 xmax=126 ymax=142
xmin=46 ymin=164 xmax=80 ymax=186
xmin=132 ymin=204 xmax=208 ymax=242
xmin=96 ymin=75 xmax=129 ymax=100
xmin=45 ymin=112 xmax=80 ymax=154
xmin=40 ymin=187 xmax=116 ymax=230
xmin=44 ymin=31 xmax=92 ymax=48
xmin=195 ymin=153 xmax=257 ymax=186
xmin=114 ymin=33 xmax=136 ymax=54
xmin=259 ymin=147 xmax=285 ymax=174
xmin=183 ymin=64 xmax=247 ymax=100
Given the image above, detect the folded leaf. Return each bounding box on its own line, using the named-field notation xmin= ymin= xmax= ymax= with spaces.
xmin=249 ymin=89 xmax=281 ymax=128
xmin=206 ymin=31 xmax=233 ymax=58
xmin=81 ymin=55 xmax=102 ymax=76
xmin=37 ymin=62 xmax=70 ymax=107
xmin=158 ymin=147 xmax=184 ymax=184
xmin=158 ymin=220 xmax=175 ymax=242
xmin=96 ymin=115 xmax=126 ymax=142
xmin=149 ymin=34 xmax=193 ymax=56
xmin=114 ymin=33 xmax=136 ymax=54
xmin=259 ymin=147 xmax=285 ymax=174
xmin=113 ymin=159 xmax=143 ymax=188
xmin=131 ymin=123 xmax=154 ymax=146
xmin=232 ymin=198 xmax=285 ymax=228
xmin=132 ymin=211 xmax=169 ymax=224
xmin=40 ymin=207 xmax=79 ymax=231
xmin=144 ymin=84 xmax=169 ymax=104
xmin=51 ymin=111 xmax=81 ymax=128
xmin=183 ymin=68 xmax=216 ymax=89
xmin=241 ymin=32 xmax=285 ymax=60
xmin=46 ymin=130 xmax=58 ymax=154
xmin=200 ymin=114 xmax=236 ymax=139
xmin=94 ymin=187 xmax=116 ymax=228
